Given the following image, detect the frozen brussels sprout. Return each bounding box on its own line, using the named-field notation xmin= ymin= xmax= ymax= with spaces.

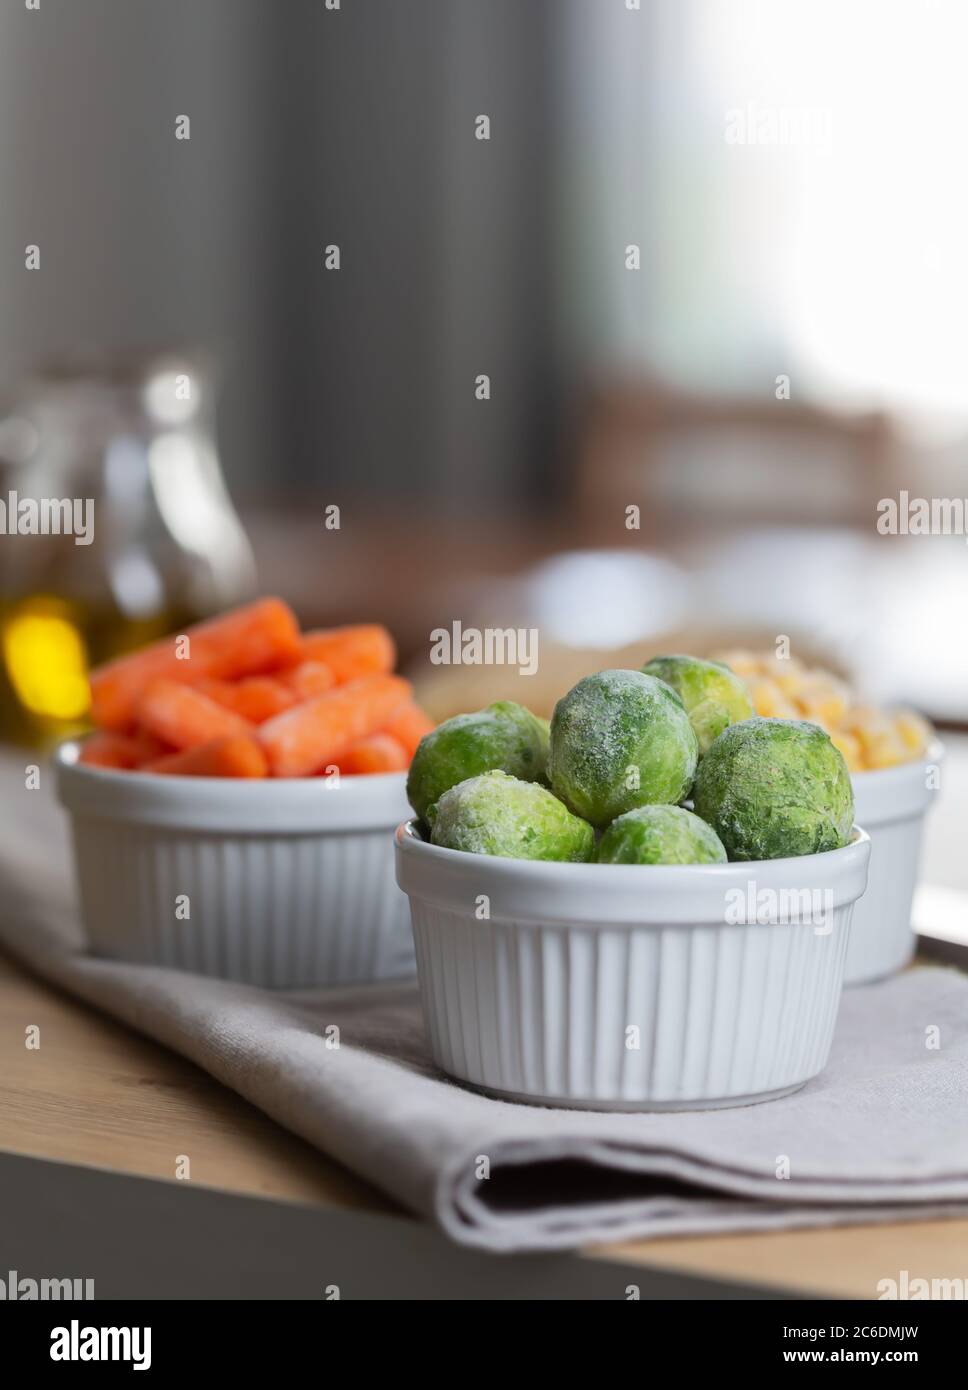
xmin=429 ymin=770 xmax=595 ymax=862
xmin=407 ymin=700 xmax=548 ymax=823
xmin=596 ymin=805 xmax=727 ymax=865
xmin=548 ymin=670 xmax=699 ymax=828
xmin=692 ymin=717 xmax=854 ymax=861
xmin=642 ymin=654 xmax=754 ymax=754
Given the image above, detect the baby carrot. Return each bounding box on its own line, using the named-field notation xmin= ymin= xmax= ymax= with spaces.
xmin=259 ymin=673 xmax=411 ymax=777
xmin=281 ymin=661 xmax=336 ymax=701
xmin=197 ymin=676 xmax=295 ymax=724
xmin=381 ymin=702 xmax=435 ymax=758
xmin=137 ymin=680 xmax=253 ymax=750
xmin=144 ymin=735 xmax=268 ymax=778
xmin=285 ymin=625 xmax=395 ymax=684
xmin=78 ymin=730 xmax=171 ymax=769
xmin=340 ymin=733 xmax=410 ymax=775
xmin=78 ymin=732 xmax=147 ymax=770
xmin=90 ymin=598 xmax=300 ymax=730
xmin=133 ymin=730 xmax=171 ymax=762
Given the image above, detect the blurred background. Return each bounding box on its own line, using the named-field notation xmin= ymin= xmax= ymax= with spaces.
xmin=1 ymin=0 xmax=967 ymax=741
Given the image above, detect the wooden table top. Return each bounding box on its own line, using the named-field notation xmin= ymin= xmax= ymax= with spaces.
xmin=3 ymin=945 xmax=967 ymax=1299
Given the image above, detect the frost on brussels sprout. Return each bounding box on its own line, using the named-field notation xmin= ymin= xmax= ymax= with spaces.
xmin=429 ymin=770 xmax=595 ymax=862
xmin=407 ymin=700 xmax=548 ymax=823
xmin=642 ymin=654 xmax=754 ymax=754
xmin=596 ymin=804 xmax=727 ymax=865
xmin=692 ymin=717 xmax=854 ymax=861
xmin=547 ymin=670 xmax=698 ymax=828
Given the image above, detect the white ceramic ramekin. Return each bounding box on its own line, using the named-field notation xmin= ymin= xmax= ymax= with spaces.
xmin=395 ymin=824 xmax=871 ymax=1111
xmin=845 ymin=742 xmax=943 ymax=985
xmin=55 ymin=742 xmax=415 ymax=988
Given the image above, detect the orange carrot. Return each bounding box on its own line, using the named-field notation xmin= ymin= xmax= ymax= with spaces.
xmin=197 ymin=676 xmax=295 ymax=724
xmin=137 ymin=680 xmax=253 ymax=750
xmin=283 ymin=625 xmax=395 ymax=684
xmin=144 ymin=735 xmax=268 ymax=778
xmin=78 ymin=732 xmax=147 ymax=770
xmin=382 ymin=702 xmax=435 ymax=758
xmin=340 ymin=733 xmax=410 ymax=774
xmin=78 ymin=730 xmax=171 ymax=769
xmin=90 ymin=598 xmax=301 ymax=730
xmin=129 ymin=732 xmax=173 ymax=766
xmin=281 ymin=660 xmax=336 ymax=701
xmin=259 ymin=673 xmax=411 ymax=777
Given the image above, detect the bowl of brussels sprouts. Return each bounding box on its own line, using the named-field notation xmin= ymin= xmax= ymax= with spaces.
xmin=395 ymin=664 xmax=870 ymax=1111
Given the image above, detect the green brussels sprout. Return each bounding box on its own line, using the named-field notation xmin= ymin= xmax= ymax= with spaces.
xmin=692 ymin=717 xmax=854 ymax=861
xmin=547 ymin=670 xmax=698 ymax=828
xmin=429 ymin=770 xmax=595 ymax=862
xmin=596 ymin=804 xmax=727 ymax=865
xmin=407 ymin=700 xmax=548 ymax=823
xmin=642 ymin=654 xmax=754 ymax=754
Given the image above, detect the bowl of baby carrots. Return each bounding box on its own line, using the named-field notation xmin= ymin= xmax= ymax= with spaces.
xmin=55 ymin=599 xmax=434 ymax=988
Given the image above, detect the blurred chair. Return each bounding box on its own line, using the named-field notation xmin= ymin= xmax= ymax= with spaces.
xmin=575 ymin=382 xmax=898 ymax=543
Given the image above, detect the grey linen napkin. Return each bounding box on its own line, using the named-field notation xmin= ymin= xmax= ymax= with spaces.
xmin=2 ymin=758 xmax=968 ymax=1253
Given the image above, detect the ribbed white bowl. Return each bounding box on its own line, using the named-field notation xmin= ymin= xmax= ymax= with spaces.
xmin=395 ymin=824 xmax=871 ymax=1111
xmin=846 ymin=742 xmax=943 ymax=985
xmin=55 ymin=742 xmax=415 ymax=988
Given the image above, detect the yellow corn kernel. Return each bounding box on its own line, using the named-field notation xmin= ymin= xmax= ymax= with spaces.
xmin=775 ymin=670 xmax=805 ymax=697
xmin=863 ymin=732 xmax=908 ymax=769
xmin=830 ymin=729 xmax=863 ymax=771
xmin=795 ymin=702 xmax=835 ymax=734
xmin=844 ymin=705 xmax=892 ymax=739
xmin=801 ymin=690 xmax=850 ymax=726
xmin=752 ymin=683 xmax=801 ymax=719
xmin=894 ymin=710 xmax=930 ymax=755
xmin=750 ymin=679 xmax=784 ymax=717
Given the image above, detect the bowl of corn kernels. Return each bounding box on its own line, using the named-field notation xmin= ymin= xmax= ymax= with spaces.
xmin=715 ymin=651 xmax=941 ymax=985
